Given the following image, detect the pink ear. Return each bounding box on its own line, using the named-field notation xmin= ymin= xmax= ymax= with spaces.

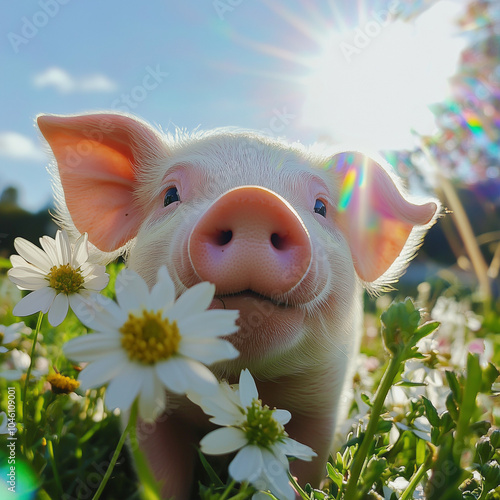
xmin=332 ymin=152 xmax=437 ymax=282
xmin=37 ymin=113 xmax=164 ymax=252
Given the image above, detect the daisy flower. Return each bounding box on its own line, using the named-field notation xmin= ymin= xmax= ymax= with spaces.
xmin=46 ymin=372 xmax=80 ymax=394
xmin=190 ymin=369 xmax=316 ymax=500
xmin=63 ymin=266 xmax=240 ymax=420
xmin=0 ymin=322 xmax=29 ymax=353
xmin=8 ymin=230 xmax=109 ymax=326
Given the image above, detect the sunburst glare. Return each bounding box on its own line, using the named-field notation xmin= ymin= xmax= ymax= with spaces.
xmin=301 ymin=1 xmax=467 ymax=149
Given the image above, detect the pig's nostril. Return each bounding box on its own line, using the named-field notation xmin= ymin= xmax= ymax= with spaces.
xmin=215 ymin=230 xmax=233 ymax=246
xmin=270 ymin=233 xmax=286 ymax=250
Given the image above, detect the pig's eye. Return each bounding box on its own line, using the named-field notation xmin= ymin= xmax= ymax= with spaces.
xmin=314 ymin=199 xmax=327 ymax=217
xmin=164 ymin=187 xmax=180 ymax=207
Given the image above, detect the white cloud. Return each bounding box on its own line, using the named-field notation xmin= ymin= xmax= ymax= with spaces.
xmin=33 ymin=67 xmax=117 ymax=93
xmin=0 ymin=132 xmax=44 ymax=161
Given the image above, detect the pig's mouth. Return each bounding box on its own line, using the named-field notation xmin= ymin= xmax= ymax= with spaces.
xmin=213 ymin=290 xmax=295 ymax=309
xmin=210 ymin=289 xmax=307 ymax=357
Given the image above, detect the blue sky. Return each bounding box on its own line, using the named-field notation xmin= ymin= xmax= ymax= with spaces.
xmin=0 ymin=0 xmax=466 ymax=212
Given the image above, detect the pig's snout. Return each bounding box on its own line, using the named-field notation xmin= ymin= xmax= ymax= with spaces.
xmin=188 ymin=186 xmax=312 ymax=297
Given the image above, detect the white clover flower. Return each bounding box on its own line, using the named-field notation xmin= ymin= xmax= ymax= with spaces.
xmin=0 ymin=322 xmax=29 ymax=353
xmin=2 ymin=348 xmax=49 ymax=381
xmin=8 ymin=230 xmax=109 ymax=326
xmin=190 ymin=369 xmax=316 ymax=500
xmin=63 ymin=266 xmax=240 ymax=421
xmin=383 ymin=477 xmax=410 ymax=500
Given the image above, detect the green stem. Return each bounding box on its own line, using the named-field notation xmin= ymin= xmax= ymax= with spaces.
xmin=344 ymin=354 xmax=404 ymax=500
xmin=477 ymin=481 xmax=494 ymax=500
xmin=228 ymin=493 xmax=254 ymax=500
xmin=47 ymin=439 xmax=63 ymax=497
xmin=453 ymin=354 xmax=482 ymax=465
xmin=219 ymin=480 xmax=236 ymax=500
xmin=288 ymin=472 xmax=309 ymax=500
xmin=399 ymin=451 xmax=433 ymax=500
xmin=91 ymin=402 xmax=137 ymax=500
xmin=22 ymin=311 xmax=43 ymax=458
xmin=128 ymin=406 xmax=162 ymax=499
xmin=227 ymin=481 xmax=254 ymax=499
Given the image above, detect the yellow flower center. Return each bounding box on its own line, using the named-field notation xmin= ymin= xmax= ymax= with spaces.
xmin=242 ymin=399 xmax=287 ymax=448
xmin=47 ymin=373 xmax=80 ymax=394
xmin=119 ymin=310 xmax=181 ymax=364
xmin=47 ymin=264 xmax=85 ymax=294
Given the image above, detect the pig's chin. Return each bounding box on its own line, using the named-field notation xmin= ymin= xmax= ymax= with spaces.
xmin=209 ymin=291 xmax=306 ymax=359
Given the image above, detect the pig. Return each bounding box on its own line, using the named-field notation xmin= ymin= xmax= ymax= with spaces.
xmin=36 ymin=111 xmax=439 ymax=499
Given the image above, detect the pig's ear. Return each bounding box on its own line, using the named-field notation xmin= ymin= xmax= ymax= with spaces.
xmin=331 ymin=151 xmax=439 ymax=286
xmin=37 ymin=112 xmax=166 ymax=256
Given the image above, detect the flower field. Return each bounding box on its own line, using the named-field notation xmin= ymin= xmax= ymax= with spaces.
xmin=0 ymin=230 xmax=498 ymax=500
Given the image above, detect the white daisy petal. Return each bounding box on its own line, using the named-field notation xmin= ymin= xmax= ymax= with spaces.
xmin=8 ymin=264 xmax=47 ymax=278
xmin=115 ymin=269 xmax=150 ymax=311
xmin=8 ymin=269 xmax=49 ymax=290
xmin=71 ymin=233 xmax=89 ymax=267
xmin=195 ymin=397 xmax=244 ymax=426
xmin=77 ymin=351 xmax=129 ymax=390
xmin=268 ymin=442 xmax=289 ymax=468
xmin=208 ymin=413 xmax=245 ymax=426
xmin=278 ymin=438 xmax=316 ymax=460
xmin=168 ymin=282 xmax=215 ymax=320
xmin=139 ymin=371 xmax=167 ymax=421
xmin=177 ymin=310 xmax=240 ymax=339
xmin=229 ymin=445 xmax=264 ymax=482
xmin=154 ymin=358 xmax=190 ymax=394
xmin=76 ymin=294 xmax=126 ymax=331
xmin=13 ymin=237 xmax=53 ymax=272
xmin=105 ymin=364 xmax=145 ymax=412
xmin=79 ymin=261 xmax=102 ymax=279
xmin=155 ymin=357 xmax=218 ymax=395
xmin=188 ymin=384 xmax=245 ymax=426
xmin=39 ymin=235 xmax=58 ymax=264
xmin=179 ymin=338 xmax=239 ymax=364
xmin=83 ymin=274 xmax=110 ymax=292
xmin=10 ymin=255 xmax=29 ymax=268
xmin=260 ymin=448 xmax=294 ymax=500
xmin=239 ymin=369 xmax=259 ymax=408
xmin=69 ymin=293 xmax=95 ymax=325
xmin=48 ymin=293 xmax=69 ymax=326
xmin=13 ymin=287 xmax=56 ymax=317
xmin=150 ymin=266 xmax=176 ymax=310
xmin=200 ymin=427 xmax=248 ymax=455
xmin=63 ymin=333 xmax=121 ymax=361
xmin=55 ymin=230 xmax=71 ymax=265
xmin=273 ymin=409 xmax=292 ymax=426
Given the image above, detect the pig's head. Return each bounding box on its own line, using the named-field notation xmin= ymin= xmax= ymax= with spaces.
xmin=37 ymin=112 xmax=438 ymax=378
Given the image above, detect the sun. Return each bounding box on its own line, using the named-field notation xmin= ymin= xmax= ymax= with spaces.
xmin=300 ymin=1 xmax=467 ymax=150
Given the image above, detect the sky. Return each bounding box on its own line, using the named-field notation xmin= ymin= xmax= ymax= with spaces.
xmin=0 ymin=0 xmax=467 ymax=212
